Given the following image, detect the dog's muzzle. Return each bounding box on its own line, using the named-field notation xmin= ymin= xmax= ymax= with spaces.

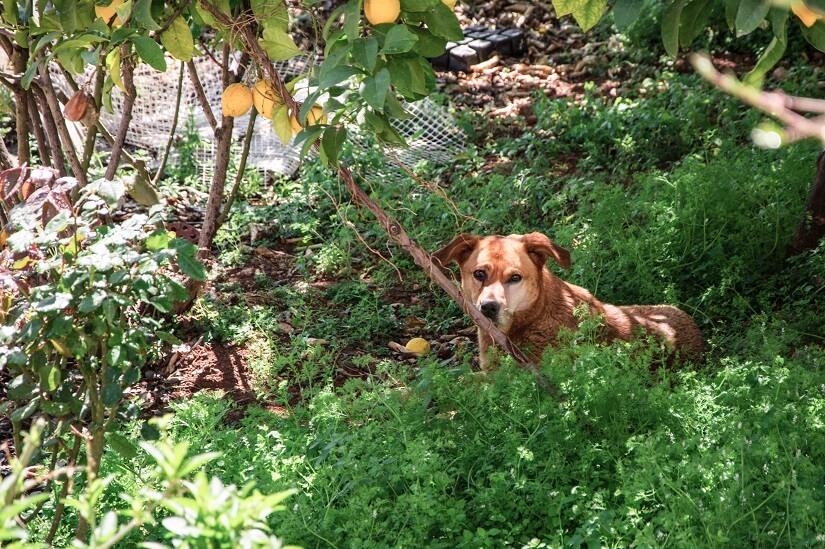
xmin=480 ymin=300 xmax=500 ymax=321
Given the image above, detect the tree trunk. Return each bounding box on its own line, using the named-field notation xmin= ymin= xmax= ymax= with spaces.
xmin=791 ymin=149 xmax=825 ymax=255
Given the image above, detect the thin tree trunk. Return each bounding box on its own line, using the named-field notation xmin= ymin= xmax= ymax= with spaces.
xmin=791 ymin=150 xmax=825 ymax=255
xmin=104 ymin=48 xmax=136 ymax=181
xmin=26 ymin=92 xmax=51 ymax=166
xmin=152 ymin=60 xmax=186 ymax=186
xmin=10 ymin=45 xmax=30 ymax=166
xmin=37 ymin=64 xmax=88 ymax=186
xmin=31 ymin=85 xmax=65 ymax=175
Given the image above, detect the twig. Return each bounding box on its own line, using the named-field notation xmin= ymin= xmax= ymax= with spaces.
xmin=104 ymin=46 xmax=137 ymax=181
xmin=218 ymin=108 xmax=258 ymax=225
xmin=186 ymin=59 xmax=218 ymax=131
xmin=152 ymin=60 xmax=187 ymax=186
xmin=691 ymin=54 xmax=825 ymax=144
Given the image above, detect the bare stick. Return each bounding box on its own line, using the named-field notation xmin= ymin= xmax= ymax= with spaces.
xmin=218 ymin=108 xmax=258 ymax=225
xmin=186 ymin=59 xmax=218 ymax=132
xmin=691 ymin=54 xmax=825 ymax=143
xmin=152 ymin=60 xmax=187 ymax=186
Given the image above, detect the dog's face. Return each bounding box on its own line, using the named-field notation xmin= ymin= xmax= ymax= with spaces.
xmin=433 ymin=233 xmax=571 ymax=331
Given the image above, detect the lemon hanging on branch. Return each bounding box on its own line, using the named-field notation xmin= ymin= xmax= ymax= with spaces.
xmin=221 ymin=83 xmax=253 ymax=117
xmin=290 ymin=104 xmax=327 ymax=133
xmin=364 ymin=0 xmax=401 ymax=25
xmin=95 ymin=0 xmax=125 ymax=26
xmin=252 ymin=79 xmax=283 ymax=120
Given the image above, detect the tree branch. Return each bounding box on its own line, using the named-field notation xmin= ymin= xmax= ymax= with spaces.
xmin=104 ymin=46 xmax=136 ymax=181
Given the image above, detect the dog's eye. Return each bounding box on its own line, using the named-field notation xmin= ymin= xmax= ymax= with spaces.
xmin=473 ymin=270 xmax=486 ymax=281
xmin=508 ymin=274 xmax=522 ymax=283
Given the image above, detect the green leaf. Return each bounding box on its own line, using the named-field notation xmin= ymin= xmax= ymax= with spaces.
xmin=661 ymin=0 xmax=690 ymax=56
xmin=321 ymin=126 xmax=347 ymax=167
xmin=102 ymin=383 xmax=123 ymax=407
xmin=36 ymin=293 xmax=73 ymax=313
xmin=21 ymin=58 xmax=43 ymax=90
xmin=423 ymin=3 xmax=462 ymax=40
xmin=343 ymin=0 xmax=360 ymax=41
xmin=744 ymin=11 xmax=788 ymax=86
xmin=552 ymin=0 xmax=576 ymax=16
xmin=251 ymin=0 xmax=288 ymax=28
xmin=132 ymin=35 xmax=166 ymax=71
xmin=3 ymin=0 xmax=19 ymax=25
xmin=38 ymin=363 xmax=62 ymax=392
xmin=272 ymin=104 xmax=293 ymax=145
xmin=613 ymin=0 xmax=644 ymax=29
xmin=176 ymin=252 xmax=207 ymax=281
xmin=365 ymin=110 xmax=386 ymax=131
xmin=801 ymin=18 xmax=825 ymax=52
xmin=381 ymin=25 xmax=419 ymax=54
xmin=261 ymin=27 xmax=302 ymax=61
xmin=401 ymin=0 xmax=440 ymax=11
xmin=360 ymin=68 xmax=391 ymax=110
xmin=160 ymin=16 xmax=194 ymax=62
xmin=319 ymin=65 xmax=362 ymax=88
xmin=572 ymin=0 xmax=607 ymax=31
xmin=409 ymin=26 xmax=447 ymax=57
xmin=383 ymin=92 xmax=412 ymax=119
xmin=78 ymin=290 xmax=107 ymax=313
xmin=678 ymin=0 xmax=712 ymax=48
xmin=132 ymin=0 xmax=161 ymax=30
xmin=108 ymin=432 xmax=138 ymax=459
xmin=295 ymin=125 xmax=325 ymax=159
xmin=146 ymin=229 xmax=170 ymax=251
xmin=11 ymin=398 xmax=39 ymax=422
xmin=106 ymin=48 xmax=124 ymax=91
xmin=353 ymin=37 xmax=379 ymax=71
xmin=735 ymin=0 xmax=770 ymax=35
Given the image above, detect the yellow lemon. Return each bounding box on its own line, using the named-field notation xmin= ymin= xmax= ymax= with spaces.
xmin=252 ymin=79 xmax=283 ymax=120
xmin=221 ymin=83 xmax=253 ymax=117
xmin=405 ymin=337 xmax=430 ymax=355
xmin=364 ymin=0 xmax=401 ymax=25
xmin=95 ymin=0 xmax=125 ymax=26
xmin=792 ymin=3 xmax=820 ymax=27
xmin=290 ymin=104 xmax=326 ymax=133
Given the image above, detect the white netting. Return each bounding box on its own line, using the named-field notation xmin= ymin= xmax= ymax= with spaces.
xmin=53 ymin=52 xmax=465 ymax=181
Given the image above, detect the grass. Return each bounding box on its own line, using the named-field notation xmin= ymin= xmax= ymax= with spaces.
xmin=27 ymin=37 xmax=825 ymax=549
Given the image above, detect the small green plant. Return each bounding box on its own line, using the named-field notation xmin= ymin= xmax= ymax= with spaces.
xmin=0 ymin=166 xmax=206 ymax=541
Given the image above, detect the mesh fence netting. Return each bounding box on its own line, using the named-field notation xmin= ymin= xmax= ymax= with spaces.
xmin=47 ymin=52 xmax=466 ymax=184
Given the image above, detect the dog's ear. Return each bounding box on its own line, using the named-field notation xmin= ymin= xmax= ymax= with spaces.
xmin=432 ymin=233 xmax=479 ymax=268
xmin=521 ymin=232 xmax=571 ymax=269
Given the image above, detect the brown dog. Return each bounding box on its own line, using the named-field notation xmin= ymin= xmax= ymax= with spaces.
xmin=433 ymin=232 xmax=703 ymax=370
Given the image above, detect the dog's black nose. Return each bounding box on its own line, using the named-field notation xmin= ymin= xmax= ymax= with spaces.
xmin=480 ymin=301 xmax=500 ymax=319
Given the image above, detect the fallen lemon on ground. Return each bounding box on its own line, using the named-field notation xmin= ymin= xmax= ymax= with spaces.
xmin=364 ymin=0 xmax=401 ymax=25
xmin=252 ymin=79 xmax=283 ymax=119
xmin=405 ymin=337 xmax=430 ymax=355
xmin=221 ymin=83 xmax=253 ymax=117
xmin=290 ymin=104 xmax=326 ymax=133
xmin=96 ymin=0 xmax=125 ymax=26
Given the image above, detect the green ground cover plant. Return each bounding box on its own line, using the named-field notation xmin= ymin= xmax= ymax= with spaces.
xmin=49 ymin=54 xmax=823 ymax=547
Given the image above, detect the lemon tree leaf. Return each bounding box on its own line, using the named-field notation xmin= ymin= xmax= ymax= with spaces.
xmin=260 ymin=27 xmax=302 ymax=60
xmin=251 ymin=0 xmax=288 ymax=29
xmin=571 ymin=0 xmax=607 ymax=31
xmin=105 ymin=48 xmax=124 ymax=91
xmin=423 ymin=3 xmax=462 ymax=40
xmin=132 ymin=0 xmax=160 ymax=30
xmin=613 ymin=0 xmax=644 ymax=30
xmin=132 ymin=35 xmax=166 ymax=71
xmin=360 ymin=68 xmax=391 ymax=110
xmin=272 ymin=104 xmax=293 ymax=145
xmin=735 ymin=0 xmax=770 ymax=35
xmin=380 ymin=24 xmax=418 ymax=54
xmin=160 ymin=16 xmax=193 ymax=62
